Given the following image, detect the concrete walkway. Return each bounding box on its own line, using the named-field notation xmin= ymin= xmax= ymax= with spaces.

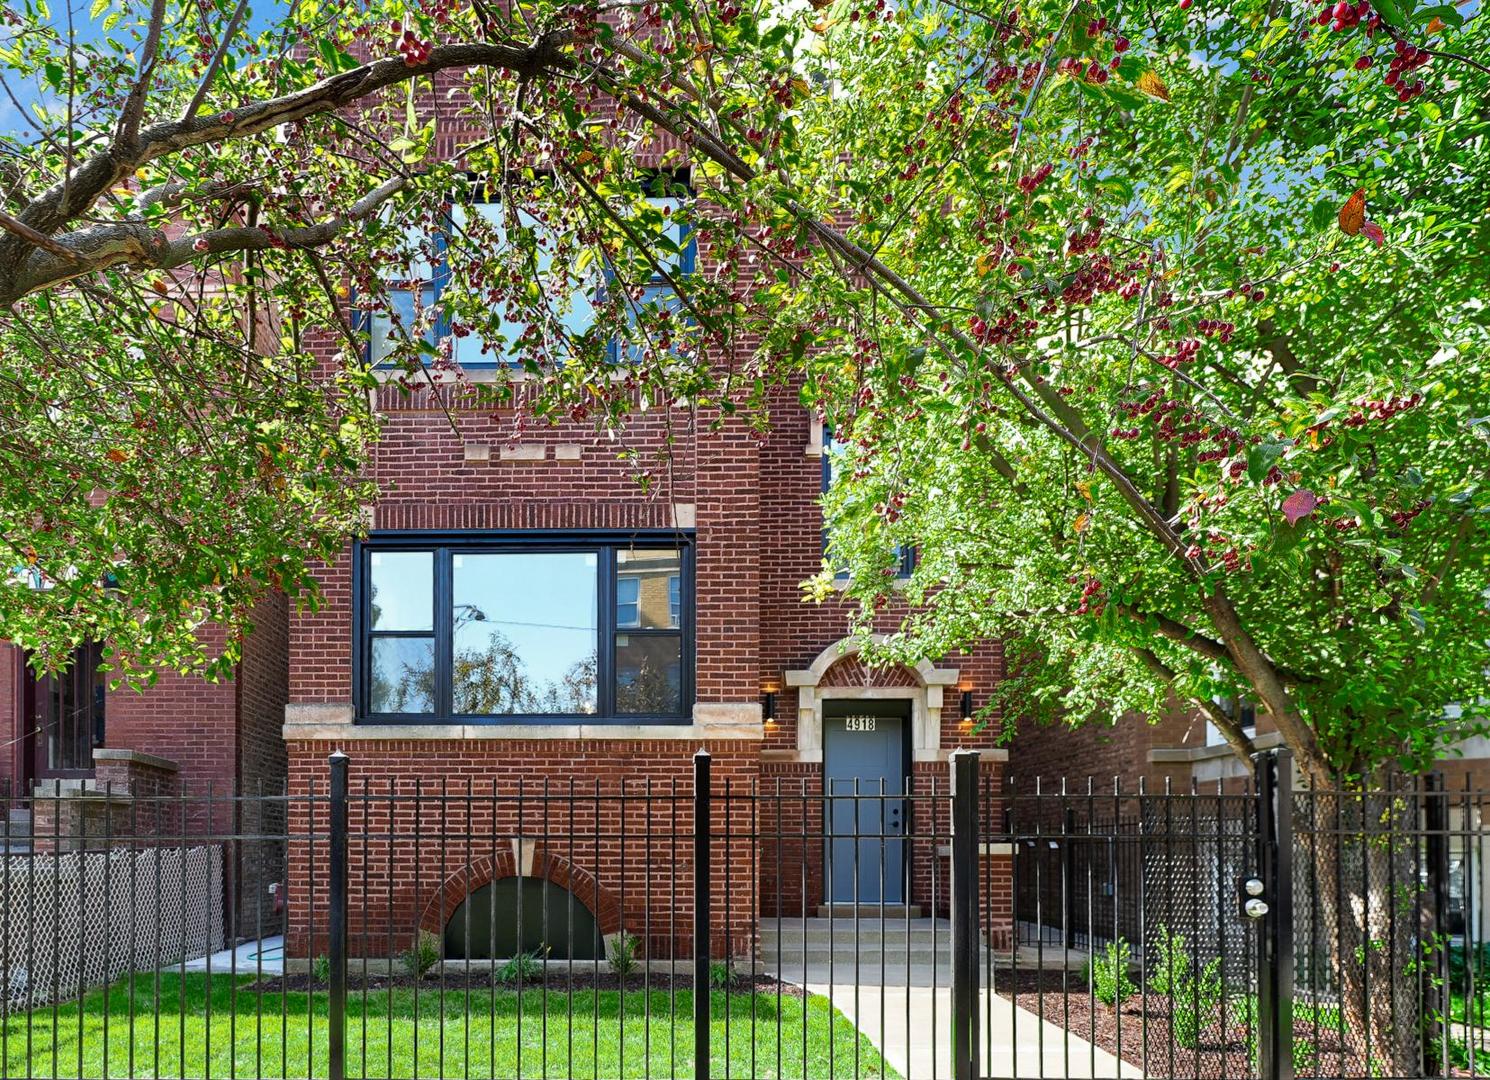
xmin=183 ymin=934 xmax=285 ymax=975
xmin=803 ymin=982 xmax=1142 ymax=1079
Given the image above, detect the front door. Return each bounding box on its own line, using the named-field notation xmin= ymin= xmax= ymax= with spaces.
xmin=824 ymin=700 xmax=909 ymax=903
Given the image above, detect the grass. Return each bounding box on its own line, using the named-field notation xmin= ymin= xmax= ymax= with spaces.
xmin=1 ymin=973 xmax=897 ymax=1078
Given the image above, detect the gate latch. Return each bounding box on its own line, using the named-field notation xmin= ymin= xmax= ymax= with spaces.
xmin=1238 ymin=876 xmax=1269 ymax=919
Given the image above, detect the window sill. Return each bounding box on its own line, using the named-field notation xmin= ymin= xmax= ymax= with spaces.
xmin=284 ymin=716 xmax=763 ymax=742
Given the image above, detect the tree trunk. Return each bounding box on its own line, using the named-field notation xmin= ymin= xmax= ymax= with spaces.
xmin=1303 ymin=787 xmax=1423 ymax=1077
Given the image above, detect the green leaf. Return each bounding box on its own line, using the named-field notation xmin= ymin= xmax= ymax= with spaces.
xmin=1411 ymin=4 xmax=1464 ymax=26
xmin=88 ymin=0 xmax=107 ymax=18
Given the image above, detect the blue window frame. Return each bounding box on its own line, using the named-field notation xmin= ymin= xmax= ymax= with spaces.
xmin=822 ymin=429 xmax=915 ymax=578
xmin=355 ymin=532 xmax=694 ymax=724
xmin=365 ymin=181 xmax=696 ymax=369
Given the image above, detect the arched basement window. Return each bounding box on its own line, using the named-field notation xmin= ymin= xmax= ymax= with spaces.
xmin=443 ymin=876 xmax=602 ymax=960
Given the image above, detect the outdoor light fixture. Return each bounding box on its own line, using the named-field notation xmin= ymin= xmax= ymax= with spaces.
xmin=960 ymin=689 xmax=974 ymax=721
xmin=762 ymin=681 xmax=780 ymax=726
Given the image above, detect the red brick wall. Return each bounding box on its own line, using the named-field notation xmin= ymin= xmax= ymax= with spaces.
xmin=1008 ymin=708 xmax=1203 ymax=795
xmin=284 ymin=740 xmax=760 ymax=961
xmin=1 ymin=643 xmax=19 ymax=792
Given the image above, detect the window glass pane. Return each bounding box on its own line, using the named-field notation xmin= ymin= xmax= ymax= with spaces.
xmin=451 ymin=203 xmax=596 ymax=366
xmin=368 ymin=551 xmax=434 ymax=631
xmin=370 ymin=285 xmax=438 ymax=366
xmin=616 ymin=549 xmax=681 ymax=630
xmin=452 ymin=552 xmax=598 ymax=715
xmin=615 ymin=634 xmax=682 ymax=715
xmin=370 ymin=637 xmax=435 ymax=714
xmin=616 ymin=577 xmax=640 ymax=628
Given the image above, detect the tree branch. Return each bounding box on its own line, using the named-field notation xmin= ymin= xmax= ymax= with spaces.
xmin=1133 ymin=645 xmax=1257 ymax=768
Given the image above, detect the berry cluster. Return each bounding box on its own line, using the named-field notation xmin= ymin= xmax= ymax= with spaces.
xmin=395 ymin=23 xmax=432 ymax=66
xmin=1156 ymin=337 xmax=1203 ymax=369
xmin=967 ymin=309 xmax=1038 ymax=345
xmin=874 ymin=490 xmax=908 ymax=523
xmin=1315 ymin=0 xmax=1374 ymax=34
xmin=1341 ymin=391 xmax=1422 ymax=426
xmin=1073 ymin=576 xmax=1106 ymax=617
xmin=1195 ymin=318 xmax=1235 ymax=342
xmin=1383 ymin=40 xmax=1430 ymax=101
xmin=1226 ymin=282 xmax=1267 ymax=303
xmin=1017 ymin=162 xmax=1054 ymax=193
xmin=985 ymin=62 xmax=1019 ymax=92
xmin=1390 ymin=499 xmax=1432 ymax=529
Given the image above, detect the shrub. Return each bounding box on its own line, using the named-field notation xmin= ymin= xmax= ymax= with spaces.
xmin=1084 ymin=938 xmax=1136 ymax=1007
xmin=1146 ymin=925 xmax=1186 ymax=997
xmin=1171 ymin=957 xmax=1223 ymax=1050
xmin=498 ymin=948 xmax=547 ymax=986
xmin=607 ymin=932 xmax=640 ymax=979
xmin=311 ymin=954 xmax=330 ymax=984
xmin=400 ymin=931 xmax=441 ymax=979
xmin=709 ymin=960 xmax=737 ymax=990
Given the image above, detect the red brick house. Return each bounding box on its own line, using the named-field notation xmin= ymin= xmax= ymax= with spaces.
xmin=1 ymin=169 xmax=1013 ymax=967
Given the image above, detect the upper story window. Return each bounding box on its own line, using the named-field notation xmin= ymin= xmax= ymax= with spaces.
xmin=367 ymin=179 xmax=696 ymax=369
xmin=1206 ymin=697 xmax=1257 ymax=746
xmin=822 ymin=429 xmax=916 ymax=578
xmin=359 ymin=534 xmax=692 ymax=723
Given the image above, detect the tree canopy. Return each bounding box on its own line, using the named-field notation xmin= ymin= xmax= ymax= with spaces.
xmin=0 ymin=0 xmax=1485 ymax=780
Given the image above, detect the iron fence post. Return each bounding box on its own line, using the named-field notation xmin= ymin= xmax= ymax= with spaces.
xmin=1424 ymin=771 xmax=1450 ymax=1074
xmin=951 ymin=749 xmax=980 ymax=1080
xmin=693 ymin=749 xmax=711 ymax=1080
xmin=327 ymin=750 xmax=349 ymax=1080
xmin=1256 ymin=748 xmax=1295 ymax=1080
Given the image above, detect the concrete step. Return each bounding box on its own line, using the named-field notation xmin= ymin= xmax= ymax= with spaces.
xmin=761 ymin=919 xmax=952 ymax=947
xmin=816 ymin=904 xmax=923 ymax=919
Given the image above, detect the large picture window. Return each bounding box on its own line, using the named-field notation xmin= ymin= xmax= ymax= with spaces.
xmin=359 ymin=534 xmax=692 ymax=723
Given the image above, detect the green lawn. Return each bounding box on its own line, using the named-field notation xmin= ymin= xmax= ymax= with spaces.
xmin=1 ymin=973 xmax=896 ymax=1078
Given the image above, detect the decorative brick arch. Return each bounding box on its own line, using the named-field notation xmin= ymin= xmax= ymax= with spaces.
xmin=820 ymin=654 xmax=919 ymax=688
xmin=785 ymin=635 xmax=959 ymax=763
xmin=417 ymin=841 xmax=622 ymax=937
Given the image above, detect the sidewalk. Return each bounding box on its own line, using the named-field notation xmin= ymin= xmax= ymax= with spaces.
xmin=805 ymin=982 xmax=1142 ymax=1079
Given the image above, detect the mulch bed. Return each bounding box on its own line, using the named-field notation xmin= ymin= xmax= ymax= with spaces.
xmin=994 ymin=970 xmax=1373 ymax=1079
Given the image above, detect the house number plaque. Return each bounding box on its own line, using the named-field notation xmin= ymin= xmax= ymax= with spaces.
xmin=843 ymin=716 xmax=877 ymax=732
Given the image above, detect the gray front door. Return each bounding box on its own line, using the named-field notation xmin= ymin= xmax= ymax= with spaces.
xmin=824 ymin=701 xmax=909 ymax=903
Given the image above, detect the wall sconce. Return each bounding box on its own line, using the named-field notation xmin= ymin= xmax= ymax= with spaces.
xmin=762 ymin=681 xmax=779 ymax=727
xmin=959 ymin=683 xmax=974 ymax=731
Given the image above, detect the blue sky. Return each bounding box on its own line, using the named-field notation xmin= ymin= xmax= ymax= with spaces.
xmin=0 ymin=0 xmax=283 ymax=137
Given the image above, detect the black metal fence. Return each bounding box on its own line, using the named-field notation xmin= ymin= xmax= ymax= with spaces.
xmin=1 ymin=751 xmax=1486 ymax=1079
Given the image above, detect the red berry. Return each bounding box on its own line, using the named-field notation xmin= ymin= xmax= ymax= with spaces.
xmin=1113 ymin=36 xmax=1130 ymax=52
xmin=1178 ymin=0 xmax=1192 ymax=9
xmin=1355 ymin=55 xmax=1372 ymax=69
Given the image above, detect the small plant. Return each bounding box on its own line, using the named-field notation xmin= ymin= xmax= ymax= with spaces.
xmin=498 ymin=948 xmax=547 ymax=986
xmin=400 ymin=931 xmax=441 ymax=979
xmin=1292 ymin=1036 xmax=1319 ymax=1074
xmin=1083 ymin=937 xmax=1136 ymax=1006
xmin=1146 ymin=925 xmax=1186 ymax=996
xmin=709 ymin=960 xmax=737 ymax=990
xmin=1171 ymin=957 xmax=1223 ymax=1049
xmin=607 ymin=931 xmax=640 ymax=979
xmin=311 ymin=954 xmax=330 ymax=984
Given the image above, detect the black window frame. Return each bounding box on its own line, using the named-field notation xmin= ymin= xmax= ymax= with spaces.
xmin=354 ymin=530 xmax=695 ymax=725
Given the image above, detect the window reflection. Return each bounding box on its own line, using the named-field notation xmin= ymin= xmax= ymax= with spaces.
xmin=616 ymin=550 xmax=681 ymax=629
xmin=369 ymin=637 xmax=435 ymax=713
xmin=368 ymin=552 xmax=433 ymax=631
xmin=452 ymin=553 xmax=598 ymax=715
xmin=615 ymin=634 xmax=682 ymax=715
